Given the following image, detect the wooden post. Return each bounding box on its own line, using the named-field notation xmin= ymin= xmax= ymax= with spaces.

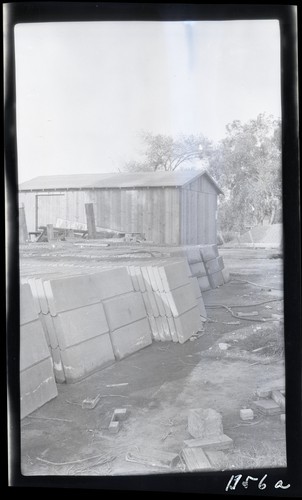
xmin=47 ymin=224 xmax=54 ymax=241
xmin=85 ymin=203 xmax=96 ymax=239
xmin=19 ymin=205 xmax=28 ymax=243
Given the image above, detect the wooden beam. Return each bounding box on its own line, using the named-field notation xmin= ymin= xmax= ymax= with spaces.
xmin=19 ymin=205 xmax=28 ymax=243
xmin=85 ymin=203 xmax=96 ymax=239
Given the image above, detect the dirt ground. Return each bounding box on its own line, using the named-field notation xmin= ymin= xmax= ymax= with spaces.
xmin=20 ymin=245 xmax=286 ymax=475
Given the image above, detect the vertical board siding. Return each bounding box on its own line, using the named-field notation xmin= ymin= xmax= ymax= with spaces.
xmin=20 ymin=183 xmax=214 ymax=245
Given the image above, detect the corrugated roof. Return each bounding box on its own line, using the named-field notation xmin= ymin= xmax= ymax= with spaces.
xmin=19 ymin=171 xmax=223 ymax=193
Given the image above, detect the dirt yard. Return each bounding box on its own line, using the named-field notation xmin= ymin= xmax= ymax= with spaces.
xmin=20 ymin=244 xmax=286 ymax=475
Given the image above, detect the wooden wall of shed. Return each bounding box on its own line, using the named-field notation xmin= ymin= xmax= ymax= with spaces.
xmin=180 ymin=179 xmax=218 ymax=244
xmin=19 ymin=188 xmax=181 ymax=244
xmin=87 ymin=187 xmax=180 ymax=245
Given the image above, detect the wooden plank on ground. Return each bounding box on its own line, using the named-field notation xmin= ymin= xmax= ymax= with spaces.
xmin=181 ymin=447 xmax=212 ymax=471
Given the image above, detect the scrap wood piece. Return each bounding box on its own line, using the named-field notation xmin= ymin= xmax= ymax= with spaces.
xmin=184 ymin=434 xmax=233 ymax=451
xmin=82 ymin=394 xmax=101 ymax=409
xmin=181 ymin=447 xmax=212 ymax=471
xmin=36 ymin=453 xmax=113 ymax=466
xmin=125 ymin=449 xmax=180 ymax=469
xmin=271 ymin=390 xmax=285 ymax=410
xmin=253 ymin=399 xmax=283 ymax=415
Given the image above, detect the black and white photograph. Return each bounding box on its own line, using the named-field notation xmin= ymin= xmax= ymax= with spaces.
xmin=5 ymin=2 xmax=301 ymax=494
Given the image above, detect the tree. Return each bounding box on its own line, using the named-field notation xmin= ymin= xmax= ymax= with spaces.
xmin=208 ymin=114 xmax=282 ymax=232
xmin=124 ymin=132 xmax=213 ymax=172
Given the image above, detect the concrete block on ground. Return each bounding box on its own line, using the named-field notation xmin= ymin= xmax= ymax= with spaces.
xmin=186 ymin=246 xmax=203 ymax=264
xmin=20 ymin=357 xmax=58 ymax=419
xmin=91 ymin=268 xmax=134 ymax=300
xmin=43 ymin=275 xmax=99 ymax=315
xmin=39 ymin=313 xmax=51 ymax=348
xmin=20 ymin=320 xmax=51 ymax=372
xmin=222 ymin=267 xmax=231 ymax=283
xmin=20 ymin=284 xmax=39 ymax=325
xmin=217 ymin=256 xmax=225 ymax=270
xmin=161 ymin=292 xmax=172 ymax=317
xmin=190 ymin=277 xmax=202 ymax=298
xmin=161 ymin=316 xmax=172 ymax=341
xmin=135 ymin=266 xmax=146 ymax=292
xmin=103 ymin=292 xmax=147 ymax=331
xmin=208 ymin=270 xmax=224 ymax=289
xmin=197 ymin=297 xmax=207 ymax=320
xmin=51 ymin=346 xmax=66 ymax=383
xmin=152 ymin=266 xmax=164 ymax=292
xmin=158 ymin=261 xmax=191 ymax=292
xmin=142 ymin=292 xmax=154 ymax=317
xmin=240 ymin=409 xmax=254 ymax=421
xmin=197 ymin=276 xmax=211 ymax=292
xmin=190 ymin=262 xmax=207 ymax=278
xmin=188 ymin=408 xmax=223 ymax=439
xmin=174 ymin=306 xmax=203 ymax=344
xmin=166 ymin=283 xmax=197 ymax=317
xmin=53 ymin=303 xmax=109 ymax=350
xmin=148 ymin=315 xmax=160 ymax=341
xmin=35 ymin=278 xmax=50 ymax=314
xmin=253 ymin=399 xmax=283 ymax=415
xmin=167 ymin=316 xmax=179 ymax=342
xmin=182 ymin=447 xmax=212 ymax=471
xmin=41 ymin=314 xmax=59 ymax=349
xmin=27 ymin=279 xmax=41 ymax=314
xmin=155 ymin=316 xmax=166 ymax=341
xmin=110 ymin=317 xmax=152 ymax=360
xmin=147 ymin=266 xmax=159 ymax=292
xmin=127 ymin=266 xmax=140 ymax=292
xmin=148 ymin=291 xmax=160 ymax=318
xmin=184 ymin=434 xmax=233 ymax=451
xmin=141 ymin=267 xmax=152 ymax=292
xmin=60 ymin=333 xmax=115 ymax=383
xmin=199 ymin=244 xmax=218 ymax=262
xmin=154 ymin=291 xmax=166 ymax=317
xmin=205 ymin=257 xmax=222 ymax=275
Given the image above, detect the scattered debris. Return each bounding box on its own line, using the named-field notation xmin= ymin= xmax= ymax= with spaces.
xmin=36 ymin=453 xmax=115 ymax=467
xmin=82 ymin=394 xmax=101 ymax=409
xmin=27 ymin=416 xmax=73 ymax=423
xmin=125 ymin=448 xmax=180 ymax=469
xmin=161 ymin=429 xmax=173 ymax=442
xmin=181 ymin=447 xmax=212 ymax=471
xmin=237 ymin=311 xmax=259 ymax=317
xmin=108 ymin=408 xmax=128 ymax=433
xmin=184 ymin=434 xmax=233 ymax=451
xmin=240 ymin=409 xmax=254 ymax=421
xmin=222 ymin=321 xmax=241 ymax=325
xmin=218 ymin=343 xmax=231 ymax=351
xmin=271 ymin=390 xmax=285 ymax=410
xmin=106 ymin=383 xmax=129 ymax=388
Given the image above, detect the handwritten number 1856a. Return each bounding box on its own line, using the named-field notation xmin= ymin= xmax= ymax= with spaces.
xmin=226 ymin=474 xmax=290 ymax=491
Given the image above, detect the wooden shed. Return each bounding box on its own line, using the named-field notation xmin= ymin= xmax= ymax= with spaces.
xmin=18 ymin=171 xmax=223 ymax=245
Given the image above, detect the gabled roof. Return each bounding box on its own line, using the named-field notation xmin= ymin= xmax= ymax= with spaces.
xmin=19 ymin=170 xmax=223 ymax=194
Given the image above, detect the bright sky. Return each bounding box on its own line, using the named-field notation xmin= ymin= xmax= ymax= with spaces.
xmin=14 ymin=20 xmax=281 ymax=182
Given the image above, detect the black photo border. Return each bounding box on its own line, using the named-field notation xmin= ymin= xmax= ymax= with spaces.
xmin=4 ymin=2 xmax=301 ymax=496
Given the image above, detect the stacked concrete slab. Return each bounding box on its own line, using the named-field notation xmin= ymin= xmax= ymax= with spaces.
xmin=127 ymin=261 xmax=204 ymax=343
xmin=20 ymin=284 xmax=58 ymax=418
xmin=179 ymin=245 xmax=230 ymax=292
xmin=27 ymin=268 xmax=153 ymax=382
xmin=199 ymin=245 xmax=230 ymax=287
